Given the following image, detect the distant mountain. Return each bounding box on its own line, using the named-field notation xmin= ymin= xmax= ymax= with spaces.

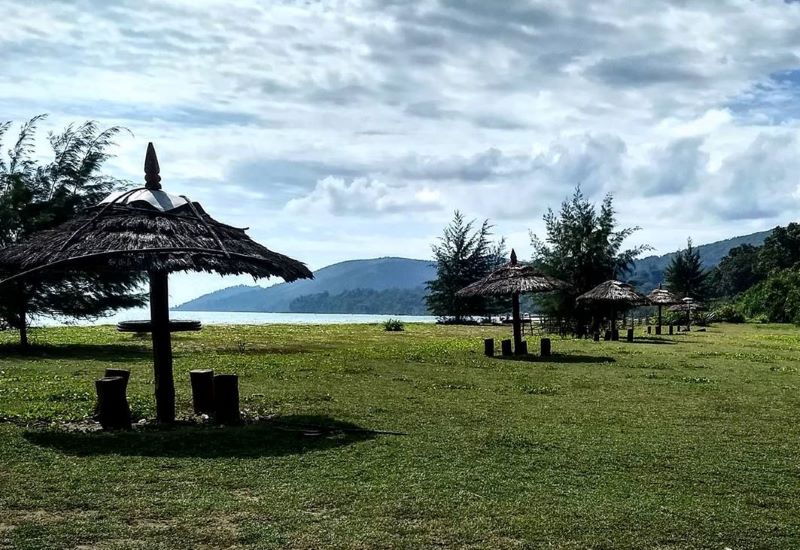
xmin=629 ymin=229 xmax=772 ymax=292
xmin=175 ymin=231 xmax=775 ymax=313
xmin=174 ymin=257 xmax=436 ymax=313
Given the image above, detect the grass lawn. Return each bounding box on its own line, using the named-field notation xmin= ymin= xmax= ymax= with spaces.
xmin=1 ymin=322 xmax=799 ymax=549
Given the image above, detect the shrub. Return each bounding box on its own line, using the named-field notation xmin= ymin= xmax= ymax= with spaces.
xmin=384 ymin=318 xmax=405 ymax=332
xmin=738 ymin=268 xmax=800 ymax=323
xmin=710 ymin=303 xmax=745 ymax=323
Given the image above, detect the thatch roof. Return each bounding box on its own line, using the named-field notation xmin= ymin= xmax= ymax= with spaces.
xmin=668 ymin=297 xmax=704 ymax=312
xmin=647 ymin=287 xmax=681 ymax=305
xmin=0 ymin=143 xmax=312 ymax=283
xmin=576 ymin=280 xmax=649 ymax=305
xmin=456 ymin=250 xmax=569 ymax=297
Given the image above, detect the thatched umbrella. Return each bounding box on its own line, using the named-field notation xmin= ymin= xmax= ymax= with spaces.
xmin=647 ymin=285 xmax=681 ymax=333
xmin=576 ymin=280 xmax=649 ymax=335
xmin=669 ymin=297 xmax=703 ymax=329
xmin=0 ymin=143 xmax=313 ymax=422
xmin=456 ymin=249 xmax=569 ymax=353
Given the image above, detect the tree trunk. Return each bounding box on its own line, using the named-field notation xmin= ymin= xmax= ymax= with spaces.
xmin=18 ymin=284 xmax=28 ymax=349
xmin=149 ymin=271 xmax=175 ymax=423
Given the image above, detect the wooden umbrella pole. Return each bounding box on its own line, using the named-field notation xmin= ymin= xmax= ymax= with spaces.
xmin=512 ymin=291 xmax=523 ymax=354
xmin=149 ymin=270 xmax=175 ymax=423
xmin=658 ymin=304 xmax=662 ymax=328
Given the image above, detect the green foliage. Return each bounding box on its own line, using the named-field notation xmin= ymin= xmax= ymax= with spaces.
xmin=665 ymin=238 xmax=708 ymax=299
xmin=710 ymin=303 xmax=746 ymax=323
xmin=0 ymin=116 xmax=147 ymax=342
xmin=288 ymin=288 xmax=428 ymax=315
xmin=531 ymin=188 xmax=650 ymax=321
xmin=757 ymin=223 xmax=800 ymax=274
xmin=738 ymin=268 xmax=800 ymax=324
xmin=425 ymin=210 xmax=506 ymax=321
xmin=383 ymin=318 xmax=404 ymax=331
xmin=707 ymin=244 xmax=762 ymax=298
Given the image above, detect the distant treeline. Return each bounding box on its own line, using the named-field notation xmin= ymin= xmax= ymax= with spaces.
xmin=289 ymin=288 xmax=429 ymax=315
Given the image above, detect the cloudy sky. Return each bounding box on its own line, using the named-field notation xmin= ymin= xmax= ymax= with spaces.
xmin=3 ymin=0 xmax=800 ymax=304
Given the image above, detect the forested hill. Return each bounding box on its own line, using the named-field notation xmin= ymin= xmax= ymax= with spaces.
xmin=174 ymin=257 xmax=435 ymax=313
xmin=174 ymin=230 xmax=774 ymax=313
xmin=629 ymin=229 xmax=772 ymax=292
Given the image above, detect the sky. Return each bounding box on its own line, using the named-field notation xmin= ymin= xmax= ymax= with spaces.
xmin=3 ymin=0 xmax=800 ymax=305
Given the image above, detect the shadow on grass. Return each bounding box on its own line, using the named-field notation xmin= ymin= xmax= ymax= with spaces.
xmin=23 ymin=415 xmax=381 ymax=458
xmin=0 ymin=343 xmax=149 ymax=363
xmin=629 ymin=337 xmax=680 ymax=345
xmin=494 ymin=353 xmax=615 ymax=364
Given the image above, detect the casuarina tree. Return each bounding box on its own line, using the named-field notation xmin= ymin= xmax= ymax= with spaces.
xmin=665 ymin=238 xmax=707 ymax=299
xmin=0 ymin=115 xmax=147 ymax=346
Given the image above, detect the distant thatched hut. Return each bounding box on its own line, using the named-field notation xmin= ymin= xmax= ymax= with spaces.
xmin=457 ymin=250 xmax=568 ymax=353
xmin=647 ymin=285 xmax=681 ymax=333
xmin=0 ymin=143 xmax=312 ymax=422
xmin=576 ymin=280 xmax=649 ymax=335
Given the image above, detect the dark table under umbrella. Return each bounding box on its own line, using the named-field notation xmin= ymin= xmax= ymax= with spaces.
xmin=0 ymin=143 xmax=313 ymax=422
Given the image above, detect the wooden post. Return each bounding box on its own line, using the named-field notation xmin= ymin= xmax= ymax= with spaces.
xmin=214 ymin=374 xmax=241 ymax=424
xmin=95 ymin=376 xmax=131 ymax=430
xmin=516 ymin=340 xmax=527 ymax=356
xmin=657 ymin=304 xmax=663 ymax=332
xmin=17 ymin=282 xmax=28 ymax=349
xmin=484 ymin=338 xmax=494 ymax=357
xmin=647 ymin=325 xmax=652 ymax=334
xmin=511 ymin=291 xmax=522 ymax=354
xmin=669 ymin=324 xmax=674 ymax=335
xmin=655 ymin=325 xmax=662 ymax=335
xmin=593 ymin=331 xmax=600 ymax=342
xmin=626 ymin=328 xmax=634 ymax=342
xmin=501 ymin=339 xmax=512 ymax=356
xmin=190 ymin=369 xmax=215 ymax=415
xmin=149 ymin=270 xmax=175 ymax=423
xmin=104 ymin=368 xmax=130 ymax=391
xmin=540 ymin=338 xmax=551 ymax=357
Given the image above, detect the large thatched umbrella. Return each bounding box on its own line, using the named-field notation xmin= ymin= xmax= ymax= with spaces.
xmin=576 ymin=280 xmax=649 ymax=334
xmin=647 ymin=285 xmax=681 ymax=333
xmin=0 ymin=143 xmax=313 ymax=422
xmin=456 ymin=249 xmax=569 ymax=353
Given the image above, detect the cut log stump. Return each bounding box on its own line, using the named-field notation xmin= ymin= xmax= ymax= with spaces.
xmin=95 ymin=376 xmax=131 ymax=430
xmin=540 ymin=338 xmax=551 ymax=357
xmin=516 ymin=340 xmax=528 ymax=356
xmin=214 ymin=374 xmax=241 ymax=425
xmin=626 ymin=328 xmax=634 ymax=342
xmin=190 ymin=369 xmax=215 ymax=415
xmin=501 ymin=339 xmax=513 ymax=356
xmin=484 ymin=338 xmax=494 ymax=357
xmin=104 ymin=368 xmax=130 ymax=391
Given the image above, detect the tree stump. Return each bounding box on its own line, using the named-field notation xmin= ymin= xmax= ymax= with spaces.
xmin=540 ymin=338 xmax=551 ymax=357
xmin=501 ymin=339 xmax=513 ymax=357
xmin=484 ymin=338 xmax=494 ymax=357
xmin=655 ymin=325 xmax=662 ymax=335
xmin=604 ymin=330 xmax=612 ymax=341
xmin=94 ymin=376 xmax=131 ymax=430
xmin=104 ymin=368 xmax=130 ymax=391
xmin=647 ymin=326 xmax=652 ymax=335
xmin=626 ymin=328 xmax=634 ymax=342
xmin=190 ymin=369 xmax=215 ymax=415
xmin=516 ymin=340 xmax=527 ymax=356
xmin=611 ymin=329 xmax=620 ymax=341
xmin=669 ymin=325 xmax=674 ymax=335
xmin=213 ymin=374 xmax=241 ymax=424
xmin=593 ymin=331 xmax=600 ymax=342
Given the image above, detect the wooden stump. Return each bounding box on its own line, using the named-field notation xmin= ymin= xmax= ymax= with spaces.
xmin=647 ymin=326 xmax=652 ymax=335
xmin=669 ymin=325 xmax=674 ymax=335
xmin=501 ymin=339 xmax=513 ymax=357
xmin=484 ymin=338 xmax=494 ymax=357
xmin=611 ymin=330 xmax=620 ymax=342
xmin=655 ymin=326 xmax=662 ymax=335
xmin=626 ymin=328 xmax=634 ymax=342
xmin=593 ymin=331 xmax=600 ymax=342
xmin=94 ymin=376 xmax=131 ymax=430
xmin=104 ymin=368 xmax=130 ymax=391
xmin=604 ymin=330 xmax=612 ymax=341
xmin=540 ymin=338 xmax=551 ymax=357
xmin=516 ymin=340 xmax=528 ymax=356
xmin=213 ymin=374 xmax=241 ymax=425
xmin=190 ymin=369 xmax=215 ymax=415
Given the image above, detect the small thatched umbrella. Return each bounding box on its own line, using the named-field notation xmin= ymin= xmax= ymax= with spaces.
xmin=647 ymin=285 xmax=681 ymax=333
xmin=576 ymin=280 xmax=649 ymax=335
xmin=456 ymin=249 xmax=569 ymax=353
xmin=0 ymin=143 xmax=313 ymax=422
xmin=669 ymin=297 xmax=703 ymax=329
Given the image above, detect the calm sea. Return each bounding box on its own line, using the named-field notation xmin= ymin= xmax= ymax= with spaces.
xmin=34 ymin=308 xmax=438 ymax=327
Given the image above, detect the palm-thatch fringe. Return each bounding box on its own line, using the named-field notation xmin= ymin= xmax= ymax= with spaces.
xmin=576 ymin=280 xmax=649 ymax=305
xmin=647 ymin=287 xmax=681 ymax=305
xmin=456 ymin=264 xmax=569 ymax=297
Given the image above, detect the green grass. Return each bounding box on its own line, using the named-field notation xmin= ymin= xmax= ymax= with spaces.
xmin=1 ymin=322 xmax=799 ymax=549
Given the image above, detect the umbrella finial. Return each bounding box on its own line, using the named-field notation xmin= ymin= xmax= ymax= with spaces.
xmin=510 ymin=249 xmax=517 ymax=265
xmin=144 ymin=142 xmax=162 ymax=190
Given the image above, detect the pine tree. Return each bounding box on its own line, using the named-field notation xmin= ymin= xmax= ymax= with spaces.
xmin=0 ymin=116 xmax=147 ymax=346
xmin=665 ymin=238 xmax=707 ymax=299
xmin=425 ymin=211 xmax=501 ymax=321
